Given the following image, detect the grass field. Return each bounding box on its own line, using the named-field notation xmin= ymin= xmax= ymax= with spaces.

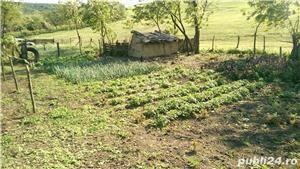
xmin=28 ymin=0 xmax=292 ymax=54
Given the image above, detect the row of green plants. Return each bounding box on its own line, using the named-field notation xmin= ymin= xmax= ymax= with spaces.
xmin=40 ymin=55 xmax=162 ymax=83
xmin=98 ymin=68 xmax=219 ymax=98
xmin=124 ymin=79 xmax=222 ymax=109
xmin=54 ymin=62 xmax=161 ymax=84
xmin=144 ymin=81 xmax=264 ymax=128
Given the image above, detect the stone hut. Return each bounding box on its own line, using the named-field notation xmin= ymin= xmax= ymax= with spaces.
xmin=128 ymin=30 xmax=179 ymax=58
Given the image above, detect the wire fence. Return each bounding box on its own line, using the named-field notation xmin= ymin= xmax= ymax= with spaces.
xmin=32 ymin=34 xmax=293 ymax=58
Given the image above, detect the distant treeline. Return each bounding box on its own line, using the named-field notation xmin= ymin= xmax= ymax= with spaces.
xmin=2 ymin=1 xmax=126 ymax=38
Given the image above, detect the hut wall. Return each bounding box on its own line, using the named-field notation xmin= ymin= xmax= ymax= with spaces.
xmin=129 ymin=41 xmax=178 ymax=58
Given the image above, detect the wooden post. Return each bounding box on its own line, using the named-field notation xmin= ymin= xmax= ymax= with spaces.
xmin=56 ymin=42 xmax=60 ymax=57
xmin=236 ymin=35 xmax=240 ymax=49
xmin=212 ymin=35 xmax=215 ymax=51
xmin=263 ymin=36 xmax=266 ymax=53
xmin=280 ymin=46 xmax=282 ymax=57
xmin=25 ymin=64 xmax=36 ymax=113
xmin=1 ymin=58 xmax=6 ymax=81
xmin=9 ymin=57 xmax=19 ymax=91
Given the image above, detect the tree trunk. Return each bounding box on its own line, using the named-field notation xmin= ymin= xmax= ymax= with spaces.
xmin=253 ymin=22 xmax=261 ymax=57
xmin=75 ymin=22 xmax=82 ymax=55
xmin=193 ymin=0 xmax=200 ymax=54
xmin=194 ymin=22 xmax=200 ymax=54
xmin=156 ymin=22 xmax=161 ymax=33
xmin=291 ymin=34 xmax=299 ymax=60
xmin=1 ymin=57 xmax=6 ymax=81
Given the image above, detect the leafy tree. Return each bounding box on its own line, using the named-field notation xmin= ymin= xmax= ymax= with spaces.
xmin=84 ymin=0 xmax=116 ymax=49
xmin=62 ymin=0 xmax=84 ymax=54
xmin=162 ymin=0 xmax=193 ymax=54
xmin=245 ymin=0 xmax=288 ymax=56
xmin=109 ymin=1 xmax=126 ymax=22
xmin=133 ymin=0 xmax=168 ymax=32
xmin=24 ymin=12 xmax=48 ymax=31
xmin=185 ymin=0 xmax=214 ymax=54
xmin=44 ymin=4 xmax=67 ymax=30
xmin=286 ymin=1 xmax=300 ymax=60
xmin=0 ymin=0 xmax=22 ymax=38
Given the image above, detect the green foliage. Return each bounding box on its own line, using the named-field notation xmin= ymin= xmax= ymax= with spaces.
xmin=49 ymin=107 xmax=73 ymax=120
xmin=145 ymin=80 xmax=264 ymax=128
xmin=41 ymin=55 xmax=161 ymax=83
xmin=24 ymin=12 xmax=49 ymax=31
xmin=62 ymin=0 xmax=83 ymax=27
xmin=133 ymin=1 xmax=168 ymax=32
xmin=186 ymin=156 xmax=201 ymax=168
xmin=0 ymin=0 xmax=22 ymax=35
xmin=43 ymin=4 xmax=68 ymax=29
xmin=185 ymin=0 xmax=214 ymax=28
xmin=84 ymin=0 xmax=117 ymax=44
xmin=21 ymin=115 xmax=41 ymax=126
xmin=245 ymin=0 xmax=289 ymax=27
xmin=217 ymin=56 xmax=300 ymax=83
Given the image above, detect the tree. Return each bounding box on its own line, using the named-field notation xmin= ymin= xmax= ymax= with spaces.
xmin=133 ymin=1 xmax=168 ymax=32
xmin=287 ymin=1 xmax=300 ymax=60
xmin=185 ymin=0 xmax=214 ymax=54
xmin=84 ymin=0 xmax=116 ymax=53
xmin=245 ymin=0 xmax=288 ymax=56
xmin=62 ymin=0 xmax=84 ymax=54
xmin=44 ymin=4 xmax=67 ymax=29
xmin=0 ymin=0 xmax=22 ymax=38
xmin=24 ymin=12 xmax=47 ymax=31
xmin=163 ymin=0 xmax=193 ymax=54
xmin=109 ymin=1 xmax=126 ymax=22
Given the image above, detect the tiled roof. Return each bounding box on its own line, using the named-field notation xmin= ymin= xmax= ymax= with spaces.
xmin=131 ymin=30 xmax=178 ymax=43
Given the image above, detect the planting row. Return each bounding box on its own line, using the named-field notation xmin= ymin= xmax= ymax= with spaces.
xmin=98 ymin=68 xmax=221 ymax=99
xmin=123 ymin=79 xmax=223 ymax=108
xmin=144 ymin=81 xmax=264 ymax=128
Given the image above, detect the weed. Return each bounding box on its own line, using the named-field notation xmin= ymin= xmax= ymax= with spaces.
xmin=186 ymin=155 xmax=201 ymax=168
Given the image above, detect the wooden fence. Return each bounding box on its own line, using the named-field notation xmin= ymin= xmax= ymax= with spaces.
xmin=103 ymin=42 xmax=129 ymax=56
xmin=28 ymin=38 xmax=55 ymax=44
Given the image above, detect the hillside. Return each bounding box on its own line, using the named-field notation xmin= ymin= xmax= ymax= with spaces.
xmin=28 ymin=0 xmax=291 ymax=53
xmin=21 ymin=2 xmax=57 ymax=14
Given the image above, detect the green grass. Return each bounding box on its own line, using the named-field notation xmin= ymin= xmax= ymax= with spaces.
xmin=28 ymin=0 xmax=292 ymax=54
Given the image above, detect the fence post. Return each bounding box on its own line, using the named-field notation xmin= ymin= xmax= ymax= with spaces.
xmin=263 ymin=36 xmax=266 ymax=53
xmin=57 ymin=42 xmax=60 ymax=57
xmin=211 ymin=35 xmax=215 ymax=51
xmin=236 ymin=35 xmax=240 ymax=49
xmin=25 ymin=64 xmax=36 ymax=113
xmin=9 ymin=57 xmax=19 ymax=91
xmin=1 ymin=57 xmax=6 ymax=81
xmin=280 ymin=46 xmax=283 ymax=57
